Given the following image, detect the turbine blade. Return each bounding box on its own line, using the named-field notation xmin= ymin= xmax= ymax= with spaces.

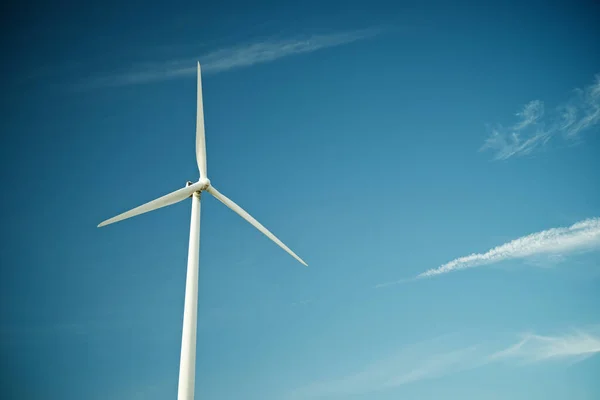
xmin=196 ymin=62 xmax=207 ymax=179
xmin=98 ymin=184 xmax=200 ymax=228
xmin=206 ymin=186 xmax=307 ymax=266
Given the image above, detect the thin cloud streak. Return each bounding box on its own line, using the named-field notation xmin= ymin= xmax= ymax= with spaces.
xmin=416 ymin=217 xmax=600 ymax=279
xmin=491 ymin=329 xmax=600 ymax=364
xmin=286 ymin=337 xmax=485 ymax=399
xmin=480 ymin=74 xmax=600 ymax=159
xmin=373 ymin=277 xmax=416 ymax=289
xmin=287 ymin=327 xmax=600 ymax=398
xmin=201 ymin=28 xmax=381 ymax=73
xmin=77 ymin=28 xmax=382 ymax=89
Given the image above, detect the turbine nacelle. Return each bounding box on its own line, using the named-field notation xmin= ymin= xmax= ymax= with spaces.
xmin=186 ymin=178 xmax=211 ymax=192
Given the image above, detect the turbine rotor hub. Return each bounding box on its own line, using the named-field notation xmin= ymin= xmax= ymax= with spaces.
xmin=198 ymin=178 xmax=211 ymax=191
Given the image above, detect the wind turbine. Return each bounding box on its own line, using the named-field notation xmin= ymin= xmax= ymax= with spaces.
xmin=97 ymin=61 xmax=307 ymax=400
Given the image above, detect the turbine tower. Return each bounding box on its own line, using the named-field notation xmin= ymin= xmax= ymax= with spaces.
xmin=97 ymin=62 xmax=307 ymax=400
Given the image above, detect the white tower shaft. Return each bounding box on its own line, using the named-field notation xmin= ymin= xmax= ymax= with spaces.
xmin=177 ymin=191 xmax=201 ymax=400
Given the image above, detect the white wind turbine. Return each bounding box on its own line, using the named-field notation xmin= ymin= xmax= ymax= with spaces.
xmin=97 ymin=62 xmax=307 ymax=400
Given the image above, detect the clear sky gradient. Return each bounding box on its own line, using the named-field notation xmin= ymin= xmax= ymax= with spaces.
xmin=1 ymin=1 xmax=600 ymax=399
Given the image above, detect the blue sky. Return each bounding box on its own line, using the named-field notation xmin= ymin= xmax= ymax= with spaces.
xmin=1 ymin=0 xmax=600 ymax=399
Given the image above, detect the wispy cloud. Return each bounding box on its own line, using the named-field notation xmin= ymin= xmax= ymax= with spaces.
xmin=287 ymin=336 xmax=485 ymax=399
xmin=77 ymin=28 xmax=382 ymax=89
xmin=491 ymin=328 xmax=600 ymax=364
xmin=480 ymin=74 xmax=600 ymax=159
xmin=287 ymin=327 xmax=600 ymax=398
xmin=201 ymin=28 xmax=381 ymax=73
xmin=415 ymin=217 xmax=600 ymax=280
xmin=373 ymin=277 xmax=416 ymax=289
